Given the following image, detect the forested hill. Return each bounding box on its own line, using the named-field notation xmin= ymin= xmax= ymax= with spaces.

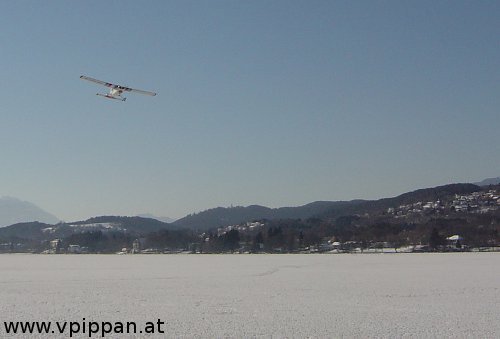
xmin=0 ymin=216 xmax=176 ymax=242
xmin=70 ymin=216 xmax=179 ymax=233
xmin=172 ymin=201 xmax=366 ymax=231
xmin=173 ymin=184 xmax=481 ymax=231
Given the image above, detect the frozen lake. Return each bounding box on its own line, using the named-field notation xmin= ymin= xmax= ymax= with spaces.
xmin=0 ymin=253 xmax=499 ymax=338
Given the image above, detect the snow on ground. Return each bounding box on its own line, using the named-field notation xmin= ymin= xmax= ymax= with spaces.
xmin=0 ymin=253 xmax=499 ymax=338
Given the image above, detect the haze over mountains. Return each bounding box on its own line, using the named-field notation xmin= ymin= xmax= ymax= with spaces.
xmin=0 ymin=196 xmax=59 ymax=227
xmin=1 ymin=176 xmax=498 ymax=229
xmin=136 ymin=214 xmax=176 ymax=224
xmin=474 ymin=177 xmax=500 ymax=186
xmin=1 ymin=182 xmax=498 ymax=254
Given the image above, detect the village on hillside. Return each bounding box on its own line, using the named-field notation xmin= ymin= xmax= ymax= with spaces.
xmin=387 ymin=190 xmax=499 ymax=217
xmin=191 ymin=189 xmax=500 ymax=255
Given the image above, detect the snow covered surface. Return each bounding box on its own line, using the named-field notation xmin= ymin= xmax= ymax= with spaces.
xmin=0 ymin=253 xmax=499 ymax=338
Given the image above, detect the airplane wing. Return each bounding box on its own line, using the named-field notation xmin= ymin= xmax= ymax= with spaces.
xmin=127 ymin=88 xmax=157 ymax=96
xmin=80 ymin=75 xmax=157 ymax=96
xmin=80 ymin=75 xmax=115 ymax=88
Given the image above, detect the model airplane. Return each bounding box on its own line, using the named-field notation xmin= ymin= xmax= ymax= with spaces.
xmin=80 ymin=75 xmax=157 ymax=101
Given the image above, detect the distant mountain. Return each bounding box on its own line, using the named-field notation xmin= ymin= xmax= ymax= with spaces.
xmin=475 ymin=177 xmax=500 ymax=186
xmin=0 ymin=197 xmax=60 ymax=227
xmin=136 ymin=214 xmax=176 ymax=223
xmin=173 ymin=184 xmax=481 ymax=231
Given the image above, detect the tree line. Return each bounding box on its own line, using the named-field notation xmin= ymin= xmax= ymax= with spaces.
xmin=1 ymin=210 xmax=498 ymax=254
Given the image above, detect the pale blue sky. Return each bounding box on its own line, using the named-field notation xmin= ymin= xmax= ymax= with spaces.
xmin=1 ymin=1 xmax=499 ymax=221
